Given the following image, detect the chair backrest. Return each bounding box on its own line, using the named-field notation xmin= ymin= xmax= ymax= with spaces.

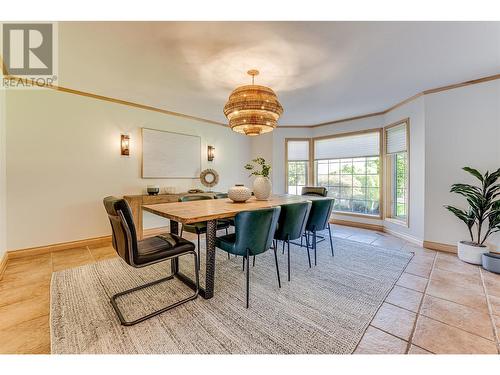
xmin=103 ymin=196 xmax=138 ymax=265
xmin=274 ymin=201 xmax=312 ymax=241
xmin=306 ymin=198 xmax=335 ymax=232
xmin=214 ymin=193 xmax=228 ymax=199
xmin=301 ymin=186 xmax=328 ymax=197
xmin=179 ymin=195 xmax=213 ymax=202
xmin=233 ymin=207 xmax=281 ymax=256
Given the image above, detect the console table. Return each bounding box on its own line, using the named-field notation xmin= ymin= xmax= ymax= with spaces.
xmin=124 ymin=192 xmax=216 ymax=239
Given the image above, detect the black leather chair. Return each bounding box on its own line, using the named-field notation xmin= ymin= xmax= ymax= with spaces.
xmin=215 ymin=207 xmax=281 ymax=308
xmin=274 ymin=202 xmax=312 ymax=281
xmin=179 ymin=195 xmax=231 ymax=267
xmin=301 ymin=186 xmax=328 ymax=197
xmin=103 ymin=196 xmax=199 ymax=326
xmin=305 ymin=198 xmax=335 ymax=265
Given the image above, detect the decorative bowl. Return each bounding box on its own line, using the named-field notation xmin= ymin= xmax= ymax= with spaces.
xmin=228 ymin=184 xmax=251 ymax=202
xmin=147 ymin=185 xmax=160 ymax=196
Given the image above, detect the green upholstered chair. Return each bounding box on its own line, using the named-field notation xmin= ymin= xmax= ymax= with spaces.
xmin=215 ymin=207 xmax=281 ymax=308
xmin=274 ymin=202 xmax=312 ymax=281
xmin=305 ymin=198 xmax=335 ymax=265
xmin=214 ymin=192 xmax=228 ymax=199
xmin=178 ymin=195 xmax=230 ymax=268
xmin=301 ymin=186 xmax=328 ymax=197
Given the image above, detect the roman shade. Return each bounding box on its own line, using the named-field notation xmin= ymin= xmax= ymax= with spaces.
xmin=385 ymin=123 xmax=408 ymax=154
xmin=314 ymin=131 xmax=380 ymax=160
xmin=287 ymin=140 xmax=309 ymax=161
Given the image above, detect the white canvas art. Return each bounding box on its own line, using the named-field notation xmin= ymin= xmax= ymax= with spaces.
xmin=142 ymin=128 xmax=201 ymax=178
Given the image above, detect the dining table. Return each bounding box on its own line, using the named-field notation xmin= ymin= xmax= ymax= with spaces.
xmin=142 ymin=194 xmax=326 ymax=299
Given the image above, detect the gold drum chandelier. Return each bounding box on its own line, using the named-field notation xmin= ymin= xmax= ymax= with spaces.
xmin=223 ymin=69 xmax=283 ymax=136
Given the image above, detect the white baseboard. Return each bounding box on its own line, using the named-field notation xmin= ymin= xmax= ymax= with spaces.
xmin=383 ymin=227 xmax=423 ymax=247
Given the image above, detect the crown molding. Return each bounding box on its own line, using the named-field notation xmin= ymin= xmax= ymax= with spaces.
xmin=3 ymin=63 xmax=499 ymax=130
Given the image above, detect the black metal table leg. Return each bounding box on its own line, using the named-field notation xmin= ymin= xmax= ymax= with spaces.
xmin=204 ymin=219 xmax=217 ymax=299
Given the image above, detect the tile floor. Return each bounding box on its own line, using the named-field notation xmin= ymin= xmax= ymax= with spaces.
xmin=0 ymin=225 xmax=499 ymax=354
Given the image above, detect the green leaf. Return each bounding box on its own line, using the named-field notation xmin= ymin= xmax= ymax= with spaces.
xmin=463 ymin=167 xmax=484 ymax=182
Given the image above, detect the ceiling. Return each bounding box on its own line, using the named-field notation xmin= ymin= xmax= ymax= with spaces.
xmin=58 ymin=21 xmax=500 ymax=126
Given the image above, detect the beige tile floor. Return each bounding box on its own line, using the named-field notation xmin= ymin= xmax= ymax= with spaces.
xmin=0 ymin=225 xmax=499 ymax=354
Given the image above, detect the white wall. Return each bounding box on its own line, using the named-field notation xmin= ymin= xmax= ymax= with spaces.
xmin=0 ymin=85 xmax=6 ymax=259
xmin=6 ymin=89 xmax=252 ymax=251
xmin=424 ymin=80 xmax=500 ymax=250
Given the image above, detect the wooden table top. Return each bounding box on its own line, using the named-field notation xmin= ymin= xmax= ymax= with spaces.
xmin=142 ymin=194 xmax=327 ymax=224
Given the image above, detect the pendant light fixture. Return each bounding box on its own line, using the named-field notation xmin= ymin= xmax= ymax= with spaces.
xmin=223 ymin=69 xmax=283 ymax=136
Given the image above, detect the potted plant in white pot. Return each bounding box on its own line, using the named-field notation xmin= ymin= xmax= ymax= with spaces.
xmin=444 ymin=167 xmax=500 ymax=265
xmin=244 ymin=157 xmax=272 ymax=200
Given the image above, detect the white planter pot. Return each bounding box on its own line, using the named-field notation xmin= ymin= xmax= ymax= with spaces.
xmin=253 ymin=176 xmax=272 ymax=200
xmin=457 ymin=241 xmax=489 ymax=265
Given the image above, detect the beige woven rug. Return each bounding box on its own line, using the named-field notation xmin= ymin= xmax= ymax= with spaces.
xmin=50 ymin=235 xmax=412 ymax=354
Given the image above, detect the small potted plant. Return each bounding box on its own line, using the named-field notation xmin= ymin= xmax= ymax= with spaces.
xmin=444 ymin=167 xmax=500 ymax=265
xmin=245 ymin=157 xmax=272 ymax=200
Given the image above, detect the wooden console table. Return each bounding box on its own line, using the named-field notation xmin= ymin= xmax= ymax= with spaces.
xmin=124 ymin=192 xmax=216 ymax=240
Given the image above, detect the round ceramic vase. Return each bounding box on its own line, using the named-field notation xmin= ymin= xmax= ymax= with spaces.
xmin=253 ymin=176 xmax=272 ymax=200
xmin=228 ymin=184 xmax=252 ymax=203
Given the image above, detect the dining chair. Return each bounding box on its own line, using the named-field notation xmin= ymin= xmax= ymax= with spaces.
xmin=301 ymin=186 xmax=328 ymax=197
xmin=103 ymin=196 xmax=199 ymax=326
xmin=215 ymin=207 xmax=281 ymax=308
xmin=305 ymin=198 xmax=335 ymax=265
xmin=179 ymin=195 xmax=231 ymax=267
xmin=274 ymin=201 xmax=312 ymax=281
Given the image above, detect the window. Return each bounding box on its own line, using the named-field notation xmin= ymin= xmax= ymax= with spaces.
xmin=313 ymin=131 xmax=381 ymax=216
xmin=385 ymin=120 xmax=409 ymax=223
xmin=286 ymin=139 xmax=310 ymax=195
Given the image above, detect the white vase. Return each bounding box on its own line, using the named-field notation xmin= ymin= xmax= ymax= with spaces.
xmin=457 ymin=241 xmax=488 ymax=265
xmin=228 ymin=184 xmax=251 ymax=202
xmin=253 ymin=176 xmax=272 ymax=200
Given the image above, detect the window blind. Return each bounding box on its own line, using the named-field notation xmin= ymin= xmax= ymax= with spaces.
xmin=314 ymin=131 xmax=380 ymax=160
xmin=287 ymin=140 xmax=309 ymax=161
xmin=386 ymin=123 xmax=407 ymax=154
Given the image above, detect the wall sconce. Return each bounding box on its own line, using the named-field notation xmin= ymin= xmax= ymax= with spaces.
xmin=121 ymin=134 xmax=130 ymax=156
xmin=207 ymin=145 xmax=215 ymax=161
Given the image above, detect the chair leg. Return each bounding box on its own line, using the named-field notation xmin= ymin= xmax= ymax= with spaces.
xmin=273 ymin=247 xmax=281 ymax=288
xmin=227 ymin=252 xmax=230 ymax=260
xmin=197 ymin=235 xmax=201 ymax=270
xmin=110 ymin=251 xmax=199 ymax=326
xmin=305 ymin=231 xmax=311 ymax=268
xmin=287 ymin=239 xmax=291 ymax=282
xmin=242 ymin=255 xmax=245 ymax=271
xmin=253 ymin=255 xmax=256 ymax=267
xmin=328 ymin=224 xmax=334 ymax=256
xmin=282 ymin=240 xmax=285 ymax=254
xmin=245 ymin=249 xmax=250 ymax=308
xmin=313 ymin=230 xmax=317 ymax=266
xmin=225 ymin=227 xmax=229 ymax=235
xmin=180 ymin=226 xmax=184 ymax=238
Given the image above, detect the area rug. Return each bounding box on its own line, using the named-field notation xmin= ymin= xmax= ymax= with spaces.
xmin=50 ymin=234 xmax=413 ymax=354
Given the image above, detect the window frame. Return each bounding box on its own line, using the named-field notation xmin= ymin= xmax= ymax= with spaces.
xmin=285 ymin=138 xmax=313 ymax=195
xmin=312 ymin=128 xmax=384 ymax=219
xmin=383 ymin=118 xmax=410 ymax=227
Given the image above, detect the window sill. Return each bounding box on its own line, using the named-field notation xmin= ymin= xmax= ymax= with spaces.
xmin=332 ymin=211 xmax=382 ymax=220
xmin=384 ymin=217 xmax=409 ymax=228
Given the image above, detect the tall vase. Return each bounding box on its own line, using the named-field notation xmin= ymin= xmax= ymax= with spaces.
xmin=253 ymin=176 xmax=272 ymax=200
